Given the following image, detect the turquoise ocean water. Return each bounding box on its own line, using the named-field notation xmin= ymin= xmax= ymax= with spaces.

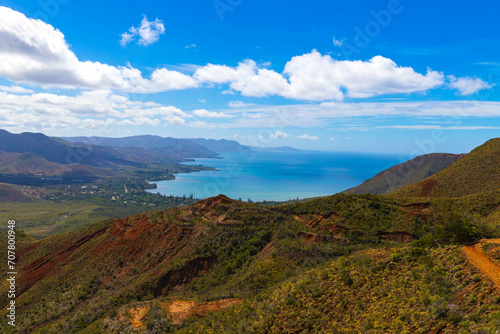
xmin=148 ymin=151 xmax=405 ymax=202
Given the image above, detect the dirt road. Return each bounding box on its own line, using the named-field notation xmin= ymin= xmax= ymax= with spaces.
xmin=462 ymin=239 xmax=500 ymax=287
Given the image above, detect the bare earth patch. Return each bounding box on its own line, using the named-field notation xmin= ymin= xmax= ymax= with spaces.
xmin=164 ymin=300 xmax=196 ymax=325
xmin=129 ymin=305 xmax=150 ymax=329
xmin=165 ymin=299 xmax=243 ymax=324
xmin=462 ymin=239 xmax=500 ymax=287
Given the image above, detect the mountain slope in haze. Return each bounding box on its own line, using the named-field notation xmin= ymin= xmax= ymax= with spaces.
xmin=61 ymin=135 xmax=219 ymax=158
xmin=392 ymin=138 xmax=500 ymax=198
xmin=344 ymin=153 xmax=465 ymax=195
xmin=0 ymin=130 xmax=153 ymax=168
xmin=0 ymin=147 xmax=139 ymax=188
xmin=0 ymin=150 xmax=69 ymax=175
xmin=0 ymin=182 xmax=45 ymax=202
xmin=0 ymin=130 xmax=79 ymax=165
xmin=190 ymin=138 xmax=254 ymax=153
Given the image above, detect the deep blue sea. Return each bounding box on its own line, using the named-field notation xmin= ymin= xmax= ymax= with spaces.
xmin=148 ymin=151 xmax=405 ymax=202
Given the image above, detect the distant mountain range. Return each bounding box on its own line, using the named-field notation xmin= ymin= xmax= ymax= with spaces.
xmin=252 ymin=146 xmax=303 ymax=152
xmin=0 ymin=129 xmax=149 ymax=168
xmin=0 ymin=130 xmax=258 ymax=171
xmin=0 ymin=130 xmax=223 ymax=183
xmin=189 ymin=138 xmax=254 ymax=153
xmin=344 ymin=153 xmax=466 ymax=195
xmin=62 ymin=135 xmax=260 ymax=155
xmin=61 ymin=135 xmax=220 ymax=159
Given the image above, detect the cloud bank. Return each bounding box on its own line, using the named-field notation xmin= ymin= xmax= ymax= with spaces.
xmin=0 ymin=6 xmax=493 ymax=100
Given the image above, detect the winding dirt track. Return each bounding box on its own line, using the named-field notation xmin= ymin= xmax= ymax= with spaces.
xmin=462 ymin=239 xmax=500 ymax=287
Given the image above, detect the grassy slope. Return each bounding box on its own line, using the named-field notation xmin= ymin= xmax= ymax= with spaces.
xmin=0 ymin=182 xmax=45 ymax=202
xmin=392 ymin=138 xmax=500 ymax=198
xmin=0 ymin=194 xmax=199 ymax=239
xmin=179 ymin=246 xmax=500 ymax=334
xmin=344 ymin=153 xmax=465 ymax=195
xmin=0 ymin=151 xmax=68 ymax=175
xmin=0 ymin=199 xmax=124 ymax=238
xmin=0 ymin=149 xmax=147 ymax=179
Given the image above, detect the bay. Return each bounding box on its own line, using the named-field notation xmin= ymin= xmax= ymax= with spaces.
xmin=148 ymin=151 xmax=405 ymax=202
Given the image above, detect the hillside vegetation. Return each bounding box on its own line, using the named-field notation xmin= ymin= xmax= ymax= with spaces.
xmin=392 ymin=138 xmax=500 ymax=198
xmin=344 ymin=153 xmax=465 ymax=195
xmin=1 ymin=189 xmax=499 ymax=333
xmin=0 ymin=183 xmax=45 ymax=202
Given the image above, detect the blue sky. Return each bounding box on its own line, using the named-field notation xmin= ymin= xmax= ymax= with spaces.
xmin=0 ymin=0 xmax=499 ymax=154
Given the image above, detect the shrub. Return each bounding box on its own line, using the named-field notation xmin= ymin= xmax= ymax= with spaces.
xmin=391 ymin=252 xmax=402 ymax=262
xmin=433 ymin=215 xmax=478 ymax=244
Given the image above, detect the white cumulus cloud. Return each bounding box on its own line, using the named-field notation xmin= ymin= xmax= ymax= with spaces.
xmin=298 ymin=134 xmax=319 ymax=140
xmin=0 ymin=85 xmax=33 ymax=94
xmin=163 ymin=115 xmax=186 ymax=126
xmin=270 ymin=131 xmax=289 ymax=139
xmin=332 ymin=36 xmax=345 ymax=47
xmin=0 ymin=89 xmax=191 ymax=133
xmin=447 ymin=75 xmax=493 ymax=95
xmin=118 ymin=117 xmax=161 ymax=126
xmin=283 ymin=51 xmax=445 ymax=100
xmin=188 ymin=121 xmax=217 ymax=129
xmin=228 ymin=100 xmax=255 ymax=108
xmin=194 ymin=60 xmax=289 ymax=97
xmin=147 ymin=68 xmax=198 ymax=92
xmin=194 ymin=50 xmax=446 ymax=101
xmin=120 ymin=15 xmax=165 ymax=47
xmin=192 ymin=109 xmax=233 ymax=118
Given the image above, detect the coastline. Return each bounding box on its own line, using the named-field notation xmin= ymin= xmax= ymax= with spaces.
xmin=147 ymin=151 xmax=405 ymax=202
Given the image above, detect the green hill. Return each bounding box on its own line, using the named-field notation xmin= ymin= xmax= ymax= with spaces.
xmin=344 ymin=153 xmax=465 ymax=195
xmin=0 ymin=183 xmax=45 ymax=202
xmin=0 ymin=150 xmax=68 ymax=175
xmin=392 ymin=138 xmax=500 ymax=198
xmin=0 ymin=149 xmax=135 ymax=180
